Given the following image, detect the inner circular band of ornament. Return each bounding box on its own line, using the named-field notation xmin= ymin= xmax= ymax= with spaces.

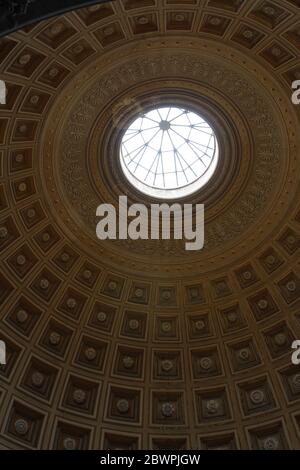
xmin=119 ymin=105 xmax=219 ymax=199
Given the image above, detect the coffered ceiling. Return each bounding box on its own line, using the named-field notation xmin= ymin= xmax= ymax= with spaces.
xmin=0 ymin=0 xmax=300 ymax=450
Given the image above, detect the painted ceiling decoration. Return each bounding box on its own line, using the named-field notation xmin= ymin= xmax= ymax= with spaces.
xmin=0 ymin=0 xmax=300 ymax=451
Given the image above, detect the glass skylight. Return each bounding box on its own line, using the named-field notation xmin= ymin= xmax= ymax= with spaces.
xmin=120 ymin=106 xmax=219 ymax=199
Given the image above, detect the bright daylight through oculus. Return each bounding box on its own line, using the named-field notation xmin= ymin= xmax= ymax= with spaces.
xmin=120 ymin=106 xmax=219 ymax=199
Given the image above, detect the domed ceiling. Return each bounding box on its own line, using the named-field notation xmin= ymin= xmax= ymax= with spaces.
xmin=0 ymin=0 xmax=300 ymax=450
